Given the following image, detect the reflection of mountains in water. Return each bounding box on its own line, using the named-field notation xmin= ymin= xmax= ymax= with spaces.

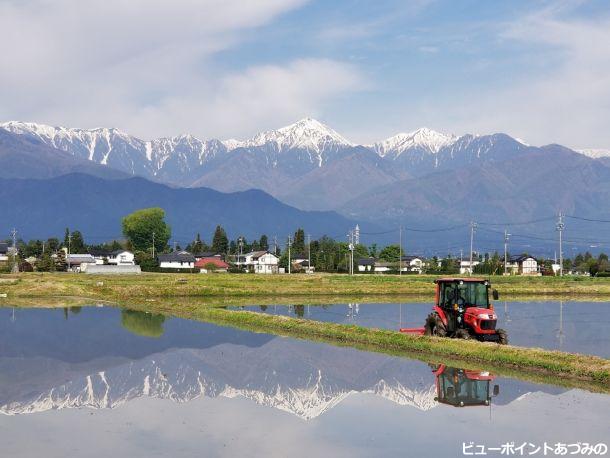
xmin=0 ymin=338 xmax=438 ymax=419
xmin=0 ymin=336 xmax=563 ymax=420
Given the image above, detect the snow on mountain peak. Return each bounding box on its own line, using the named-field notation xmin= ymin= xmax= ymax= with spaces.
xmin=373 ymin=127 xmax=457 ymax=157
xmin=577 ymin=148 xmax=610 ymax=159
xmin=238 ymin=117 xmax=354 ymax=153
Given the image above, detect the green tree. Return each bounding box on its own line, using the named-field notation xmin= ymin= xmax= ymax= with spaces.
xmin=55 ymin=250 xmax=67 ymax=271
xmin=369 ymin=243 xmax=378 ymax=258
xmin=63 ymin=228 xmax=70 ymax=248
xmin=292 ymin=228 xmax=305 ymax=255
xmin=70 ymin=230 xmax=86 ymax=253
xmin=134 ymin=250 xmax=159 ymax=272
xmin=379 ymin=245 xmax=401 ymax=262
xmin=259 ymin=234 xmax=269 ymax=251
xmin=212 ymin=225 xmax=229 ymax=254
xmin=122 ymin=208 xmax=171 ymax=254
xmin=37 ymin=250 xmax=56 ymax=272
xmin=440 ymin=255 xmax=459 ymax=274
xmin=190 ymin=233 xmax=208 ymax=253
xmin=46 ymin=238 xmax=60 ymax=253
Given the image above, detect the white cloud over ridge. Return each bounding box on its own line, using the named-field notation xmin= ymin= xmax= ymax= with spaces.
xmin=0 ymin=0 xmax=364 ymax=139
xmin=448 ymin=6 xmax=610 ymax=148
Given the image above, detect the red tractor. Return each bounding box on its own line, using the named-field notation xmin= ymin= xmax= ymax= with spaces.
xmin=400 ymin=278 xmax=508 ymax=344
xmin=432 ymin=364 xmax=500 ymax=407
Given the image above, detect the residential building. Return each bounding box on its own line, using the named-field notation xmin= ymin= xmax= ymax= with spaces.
xmin=158 ymin=251 xmax=196 ymax=269
xmin=373 ymin=261 xmax=394 ymax=273
xmin=66 ymin=254 xmax=96 ymax=272
xmin=192 ymin=251 xmax=221 ymax=262
xmin=241 ymin=251 xmax=279 ymax=274
xmin=107 ymin=250 xmax=135 ymax=266
xmin=506 ymin=255 xmax=539 ymax=275
xmin=357 ymin=257 xmax=375 ymax=272
xmin=459 ymin=260 xmax=480 ymax=275
xmin=0 ymin=242 xmax=8 ymax=263
xmin=400 ymin=255 xmax=424 ymax=273
xmin=90 ymin=249 xmax=111 ymax=265
xmin=195 ymin=257 xmax=229 ymax=273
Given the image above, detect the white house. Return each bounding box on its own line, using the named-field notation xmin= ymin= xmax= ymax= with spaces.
xmin=241 ymin=251 xmax=279 ymax=274
xmin=357 ymin=258 xmax=375 ymax=272
xmin=158 ymin=251 xmax=196 ymax=269
xmin=459 ymin=260 xmax=480 ymax=275
xmin=108 ymin=250 xmax=135 ymax=266
xmin=0 ymin=242 xmax=9 ymax=263
xmin=373 ymin=261 xmax=394 ymax=273
xmin=66 ymin=254 xmax=96 ymax=272
xmin=507 ymin=255 xmax=539 ymax=275
xmin=401 ymin=256 xmax=424 ymax=273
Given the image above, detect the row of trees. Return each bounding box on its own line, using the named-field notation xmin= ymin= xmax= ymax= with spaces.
xmin=5 ymin=206 xmax=610 ymax=276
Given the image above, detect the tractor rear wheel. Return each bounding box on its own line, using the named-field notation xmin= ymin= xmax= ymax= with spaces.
xmin=424 ymin=313 xmax=447 ymax=337
xmin=455 ymin=329 xmax=470 ymax=340
xmin=497 ymin=328 xmax=508 ymax=345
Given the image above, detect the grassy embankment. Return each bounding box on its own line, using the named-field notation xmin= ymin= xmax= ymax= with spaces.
xmin=3 ymin=272 xmax=610 ymax=300
xmin=1 ymin=272 xmax=609 ymax=391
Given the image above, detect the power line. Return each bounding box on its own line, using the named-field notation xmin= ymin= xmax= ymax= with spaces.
xmin=565 ymin=215 xmax=610 ymax=223
xmin=478 ymin=216 xmax=556 ymax=226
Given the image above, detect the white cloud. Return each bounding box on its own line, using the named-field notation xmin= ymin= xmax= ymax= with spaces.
xmin=446 ymin=7 xmax=610 ymax=148
xmin=0 ymin=0 xmax=364 ymax=139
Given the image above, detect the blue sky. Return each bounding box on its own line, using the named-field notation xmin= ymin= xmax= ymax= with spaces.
xmin=1 ymin=0 xmax=609 ymax=147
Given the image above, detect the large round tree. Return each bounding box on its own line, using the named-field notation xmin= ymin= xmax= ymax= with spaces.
xmin=122 ymin=208 xmax=171 ymax=254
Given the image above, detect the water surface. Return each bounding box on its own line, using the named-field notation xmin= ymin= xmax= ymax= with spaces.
xmin=0 ymin=306 xmax=608 ymax=458
xmin=233 ymin=301 xmax=610 ymax=357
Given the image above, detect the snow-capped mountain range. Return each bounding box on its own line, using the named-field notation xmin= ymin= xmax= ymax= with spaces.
xmin=3 ymin=117 xmax=609 ymax=218
xmin=0 ymin=117 xmax=533 ymax=184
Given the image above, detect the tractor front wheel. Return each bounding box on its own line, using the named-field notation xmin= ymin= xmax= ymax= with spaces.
xmin=497 ymin=328 xmax=508 ymax=345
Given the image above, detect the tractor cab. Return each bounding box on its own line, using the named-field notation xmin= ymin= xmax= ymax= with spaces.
xmin=432 ymin=364 xmax=500 ymax=407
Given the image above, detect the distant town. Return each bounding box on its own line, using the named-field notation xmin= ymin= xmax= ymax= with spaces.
xmin=2 ymin=207 xmax=609 ymax=278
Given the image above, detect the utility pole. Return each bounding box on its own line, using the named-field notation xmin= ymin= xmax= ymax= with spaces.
xmin=67 ymin=233 xmax=72 ymax=272
xmin=287 ymin=236 xmax=291 ymax=274
xmin=273 ymin=236 xmax=277 ymax=256
xmin=399 ymin=225 xmax=402 ymax=276
xmin=469 ymin=221 xmax=477 ymax=277
xmin=556 ymin=212 xmax=565 ymax=277
xmin=347 ymin=230 xmax=354 ymax=276
xmin=307 ymin=234 xmax=311 ymax=274
xmin=238 ymin=237 xmax=244 ymax=269
xmin=504 ymin=229 xmax=511 ymax=275
xmin=152 ymin=231 xmax=156 ymax=259
xmin=10 ymin=228 xmax=18 ymax=273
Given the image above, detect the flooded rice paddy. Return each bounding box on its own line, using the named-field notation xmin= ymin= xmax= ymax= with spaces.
xmin=232 ymin=301 xmax=610 ymax=358
xmin=0 ymin=304 xmax=608 ymax=457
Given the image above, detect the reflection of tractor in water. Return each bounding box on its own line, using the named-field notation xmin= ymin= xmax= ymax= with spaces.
xmin=401 ymin=278 xmax=508 ymax=344
xmin=432 ymin=364 xmax=499 ymax=407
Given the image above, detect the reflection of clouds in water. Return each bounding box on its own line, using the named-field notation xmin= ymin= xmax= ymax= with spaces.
xmin=1 ymin=388 xmax=609 ymax=458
